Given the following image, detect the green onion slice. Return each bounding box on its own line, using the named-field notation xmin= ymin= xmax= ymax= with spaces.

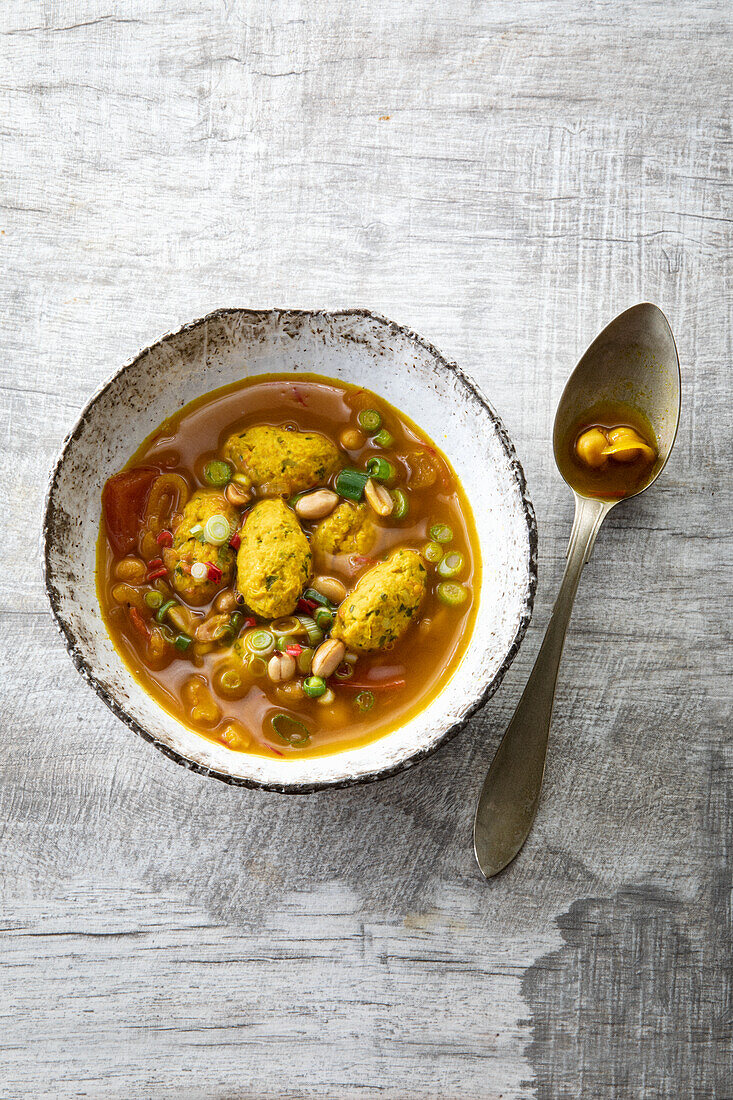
xmin=333 ymin=661 xmax=354 ymax=681
xmin=295 ymin=615 xmax=325 ymax=646
xmin=304 ymin=588 xmax=332 ymax=609
xmin=437 ymin=551 xmax=465 ymax=579
xmin=335 ymin=468 xmax=369 ymax=502
xmin=145 ymin=590 xmax=164 ymax=610
xmin=229 ymin=611 xmax=244 ymax=636
xmin=247 ymin=655 xmax=267 ymax=677
xmin=366 ymin=456 xmax=395 ymax=483
xmin=429 ymin=523 xmax=453 ymax=543
xmin=204 ymin=514 xmax=232 ymax=545
xmin=220 ymin=669 xmax=242 ymax=690
xmin=423 ymin=541 xmax=444 ymax=563
xmin=436 ymin=581 xmax=468 ymax=607
xmin=297 ymin=646 xmax=314 ymax=674
xmin=155 ymin=598 xmax=176 ymax=623
xmin=391 ymin=489 xmax=409 ymax=521
xmin=314 ymin=607 xmax=334 ymax=631
xmin=271 ymin=712 xmax=311 ymax=746
xmin=303 ymin=675 xmax=327 ymax=699
xmin=373 ymin=428 xmax=394 ymax=448
xmin=275 ymin=634 xmax=298 ymax=652
xmin=159 ymin=625 xmax=176 ymax=644
xmin=204 ymin=460 xmax=232 ymax=487
xmin=271 ymin=616 xmax=302 ymax=637
xmin=354 ymin=690 xmax=375 ymax=712
xmin=357 ymin=409 xmax=382 ymax=432
xmin=247 ymin=629 xmax=275 ymax=655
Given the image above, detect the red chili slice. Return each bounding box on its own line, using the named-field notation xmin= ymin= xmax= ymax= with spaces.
xmin=297 ymin=597 xmax=317 ymax=614
xmin=147 ymin=557 xmax=164 ymax=569
xmin=229 ymin=533 xmax=241 ymax=551
xmin=241 ymin=617 xmax=256 ymax=631
xmin=128 ymin=606 xmax=151 ymax=640
xmin=156 ymin=529 xmax=173 ymax=547
xmin=147 ymin=567 xmax=168 ymax=581
xmin=285 ymin=644 xmax=303 ymax=657
xmin=101 ymin=466 xmax=158 ymax=556
xmin=207 ymin=562 xmax=223 ymax=583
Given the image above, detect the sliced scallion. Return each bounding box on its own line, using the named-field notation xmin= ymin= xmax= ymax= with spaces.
xmin=204 ymin=514 xmax=232 ymax=545
xmin=229 ymin=611 xmax=244 ymax=636
xmin=391 ymin=489 xmax=409 ymax=520
xmin=155 ymin=598 xmax=176 ymax=623
xmin=357 ymin=409 xmax=382 ymax=432
xmin=429 ymin=523 xmax=453 ymax=543
xmin=354 ymin=690 xmax=375 ymax=712
xmin=373 ymin=428 xmax=393 ymax=448
xmin=204 ymin=460 xmax=232 ymax=487
xmin=296 ymin=614 xmax=325 ymax=646
xmin=335 ymin=468 xmax=369 ymax=502
xmin=247 ymin=629 xmax=275 ymax=655
xmin=275 ymin=634 xmax=298 ymax=652
xmin=437 ymin=551 xmax=465 ymax=579
xmin=297 ymin=646 xmax=314 ymax=675
xmin=220 ymin=668 xmax=242 ymax=691
xmin=303 ymin=675 xmax=327 ymax=699
xmin=436 ymin=581 xmax=468 ymax=607
xmin=271 ymin=712 xmax=311 ymax=746
xmin=145 ymin=590 xmax=164 ymax=610
xmin=247 ymin=655 xmax=267 ymax=677
xmin=423 ymin=541 xmax=444 ymax=563
xmin=366 ymin=456 xmax=395 ymax=483
xmin=304 ymin=587 xmax=332 ymax=609
xmin=314 ymin=607 xmax=334 ymax=631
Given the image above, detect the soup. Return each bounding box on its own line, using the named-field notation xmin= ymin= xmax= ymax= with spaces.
xmin=556 ymin=400 xmax=658 ymax=500
xmin=97 ymin=374 xmax=481 ymax=758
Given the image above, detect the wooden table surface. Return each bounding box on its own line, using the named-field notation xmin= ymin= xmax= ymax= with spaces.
xmin=2 ymin=2 xmax=731 ymax=1097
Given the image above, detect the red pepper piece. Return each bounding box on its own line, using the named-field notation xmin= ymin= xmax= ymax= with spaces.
xmin=156 ymin=530 xmax=173 ymax=547
xmin=147 ymin=557 xmax=164 ymax=569
xmin=285 ymin=644 xmax=303 ymax=657
xmin=297 ymin=597 xmax=317 ymax=614
xmin=241 ymin=617 xmax=256 ymax=631
xmin=349 ymin=555 xmax=377 ymax=569
xmin=128 ymin=606 xmax=151 ymax=640
xmin=101 ymin=466 xmax=158 ymax=556
xmin=206 ymin=562 xmax=223 ymax=583
xmin=146 ymin=567 xmax=168 ymax=581
xmin=229 ymin=533 xmax=241 ymax=550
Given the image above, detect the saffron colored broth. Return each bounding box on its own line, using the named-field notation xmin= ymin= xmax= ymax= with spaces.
xmin=97 ymin=374 xmax=481 ymax=758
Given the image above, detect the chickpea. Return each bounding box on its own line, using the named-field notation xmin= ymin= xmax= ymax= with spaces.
xmin=575 ymin=427 xmax=609 ymax=469
xmin=340 ymin=427 xmax=365 ymax=451
xmin=114 ymin=557 xmax=146 ymax=584
xmin=605 ymin=426 xmax=655 ymax=464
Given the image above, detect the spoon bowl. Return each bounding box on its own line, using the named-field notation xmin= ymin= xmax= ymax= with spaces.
xmin=554 ymin=303 xmax=681 ymax=500
xmin=473 ymin=303 xmax=681 ymax=879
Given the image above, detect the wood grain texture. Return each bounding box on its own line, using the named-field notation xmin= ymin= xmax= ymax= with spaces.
xmin=1 ymin=1 xmax=731 ymax=1096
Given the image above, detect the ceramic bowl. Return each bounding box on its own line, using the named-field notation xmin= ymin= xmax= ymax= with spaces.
xmin=43 ymin=309 xmax=537 ymax=792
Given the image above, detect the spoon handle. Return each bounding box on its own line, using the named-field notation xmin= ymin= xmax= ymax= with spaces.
xmin=473 ymin=494 xmax=614 ymax=878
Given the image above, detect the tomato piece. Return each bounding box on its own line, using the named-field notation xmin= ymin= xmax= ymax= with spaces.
xmin=128 ymin=606 xmax=151 ymax=640
xmin=102 ymin=467 xmax=158 ymax=556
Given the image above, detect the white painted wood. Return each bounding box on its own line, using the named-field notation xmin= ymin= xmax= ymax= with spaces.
xmin=1 ymin=1 xmax=730 ymax=1097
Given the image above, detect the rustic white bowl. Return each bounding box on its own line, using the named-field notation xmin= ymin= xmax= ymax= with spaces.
xmin=43 ymin=309 xmax=536 ymax=792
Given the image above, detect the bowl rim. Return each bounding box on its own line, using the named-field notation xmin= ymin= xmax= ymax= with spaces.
xmin=42 ymin=307 xmax=538 ymax=793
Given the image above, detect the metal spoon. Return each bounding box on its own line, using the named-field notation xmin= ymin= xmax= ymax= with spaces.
xmin=474 ymin=303 xmax=681 ymax=879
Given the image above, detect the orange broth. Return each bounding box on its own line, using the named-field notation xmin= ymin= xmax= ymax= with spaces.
xmin=96 ymin=374 xmax=481 ymax=758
